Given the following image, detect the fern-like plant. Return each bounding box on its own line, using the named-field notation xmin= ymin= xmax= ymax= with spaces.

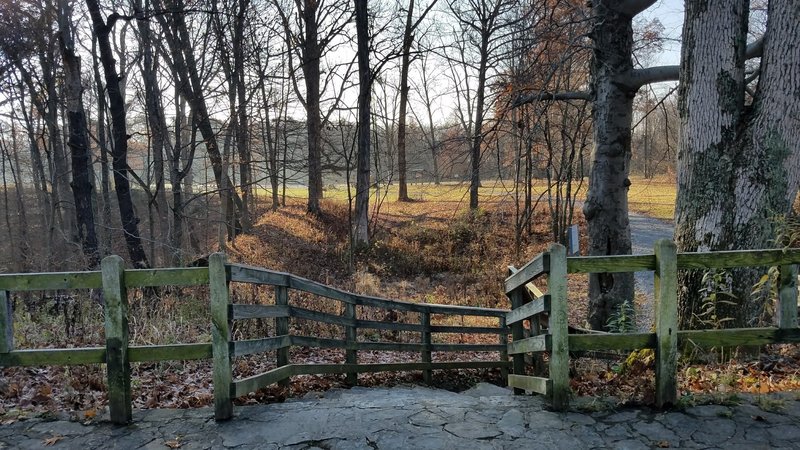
xmin=606 ymin=299 xmax=637 ymax=333
xmin=694 ymin=269 xmax=737 ymax=329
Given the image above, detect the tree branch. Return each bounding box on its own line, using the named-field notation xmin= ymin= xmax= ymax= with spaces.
xmin=513 ymin=91 xmax=591 ymax=107
xmin=746 ymin=37 xmax=763 ymax=59
xmin=615 ymin=0 xmax=658 ymax=17
xmin=621 ymin=36 xmax=763 ymax=90
xmin=622 ymin=65 xmax=679 ymax=90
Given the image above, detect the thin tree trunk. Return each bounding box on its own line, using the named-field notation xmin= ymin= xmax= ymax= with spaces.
xmin=136 ymin=0 xmax=171 ymax=264
xmin=91 ymin=37 xmax=113 ymax=257
xmin=87 ymin=0 xmax=150 ymax=268
xmin=2 ymin=125 xmax=30 ymax=270
xmin=18 ymin=94 xmax=50 ymax=225
xmin=60 ymin=1 xmax=100 ymax=268
xmin=353 ymin=0 xmax=371 ymax=246
xmin=397 ymin=0 xmax=415 ymax=202
xmin=155 ymin=0 xmax=243 ymax=237
xmin=469 ymin=30 xmax=489 ymax=211
xmin=301 ymin=0 xmax=324 ymax=215
xmin=39 ymin=16 xmax=77 ymax=244
xmin=233 ymin=0 xmax=252 ymax=232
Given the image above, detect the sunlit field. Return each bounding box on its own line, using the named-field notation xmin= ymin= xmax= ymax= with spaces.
xmin=252 ymin=175 xmax=677 ymax=222
xmin=627 ymin=175 xmax=677 ymax=221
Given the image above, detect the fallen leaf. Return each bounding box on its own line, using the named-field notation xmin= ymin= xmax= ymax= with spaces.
xmin=655 ymin=440 xmax=670 ymax=448
xmin=43 ymin=435 xmax=64 ymax=446
xmin=165 ymin=439 xmax=182 ymax=449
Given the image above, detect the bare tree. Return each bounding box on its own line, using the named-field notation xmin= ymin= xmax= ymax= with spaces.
xmin=273 ymin=0 xmax=354 ymax=214
xmin=396 ymin=0 xmax=438 ymax=201
xmin=352 ymin=0 xmax=371 ymax=246
xmin=58 ymin=0 xmax=99 ymax=268
xmin=86 ymin=0 xmax=150 ymax=268
xmin=446 ymin=0 xmax=523 ymax=210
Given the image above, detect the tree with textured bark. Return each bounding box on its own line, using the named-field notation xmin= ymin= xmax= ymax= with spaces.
xmin=512 ymin=0 xmax=787 ymax=330
xmin=353 ymin=0 xmax=371 ymax=246
xmin=58 ymin=0 xmax=99 ymax=268
xmin=512 ymin=0 xmax=681 ymax=330
xmin=86 ymin=0 xmax=150 ymax=269
xmin=675 ymin=0 xmax=800 ymax=329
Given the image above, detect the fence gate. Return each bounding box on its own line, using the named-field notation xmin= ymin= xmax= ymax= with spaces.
xmin=504 ymin=244 xmax=570 ymax=410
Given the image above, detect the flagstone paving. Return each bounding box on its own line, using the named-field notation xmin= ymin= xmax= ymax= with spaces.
xmin=2 ymin=383 xmax=799 ymax=449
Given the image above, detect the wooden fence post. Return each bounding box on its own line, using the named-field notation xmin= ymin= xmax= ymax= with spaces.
xmin=101 ymin=255 xmax=132 ymax=425
xmin=654 ymin=239 xmax=678 ymax=408
xmin=509 ymin=288 xmax=525 ymax=394
xmin=0 ymin=291 xmax=12 ymax=354
xmin=498 ymin=315 xmax=508 ymax=383
xmin=778 ymin=265 xmax=798 ymax=329
xmin=275 ymin=286 xmax=290 ymax=387
xmin=421 ymin=310 xmax=432 ymax=384
xmin=344 ymin=302 xmax=358 ymax=386
xmin=548 ymin=243 xmax=569 ymax=411
xmin=210 ymin=253 xmax=233 ymax=421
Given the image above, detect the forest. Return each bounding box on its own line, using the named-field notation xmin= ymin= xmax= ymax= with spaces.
xmin=0 ymin=0 xmax=799 ymax=417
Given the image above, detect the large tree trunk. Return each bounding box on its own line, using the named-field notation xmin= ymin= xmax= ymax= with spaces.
xmin=675 ymin=0 xmax=800 ymax=329
xmin=353 ymin=0 xmax=370 ymax=246
xmin=583 ymin=2 xmax=636 ymax=330
xmin=87 ymin=0 xmax=150 ymax=269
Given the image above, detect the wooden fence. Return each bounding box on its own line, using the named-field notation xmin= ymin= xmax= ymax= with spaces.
xmin=0 ymin=256 xmax=211 ymax=424
xmin=210 ymin=254 xmax=510 ymax=420
xmin=505 ymin=240 xmax=800 ymax=410
xmin=0 ymin=254 xmax=509 ymax=424
xmin=2 ymin=243 xmax=798 ymax=422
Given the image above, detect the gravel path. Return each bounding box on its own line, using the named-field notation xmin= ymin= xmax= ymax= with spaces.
xmin=629 ymin=212 xmax=674 ymax=329
xmin=630 ymin=213 xmax=675 ymax=293
xmin=3 ymin=383 xmax=800 ymax=449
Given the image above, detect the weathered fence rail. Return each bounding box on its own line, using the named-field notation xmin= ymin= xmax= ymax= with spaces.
xmin=3 ymin=243 xmax=798 ymax=423
xmin=505 ymin=240 xmax=800 ymax=410
xmin=0 ymin=254 xmax=510 ymax=424
xmin=212 ymin=255 xmax=510 ymax=420
xmin=0 ymin=257 xmax=213 ymax=424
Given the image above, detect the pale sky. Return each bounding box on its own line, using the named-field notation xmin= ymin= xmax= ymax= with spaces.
xmin=639 ymin=0 xmax=685 ymax=67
